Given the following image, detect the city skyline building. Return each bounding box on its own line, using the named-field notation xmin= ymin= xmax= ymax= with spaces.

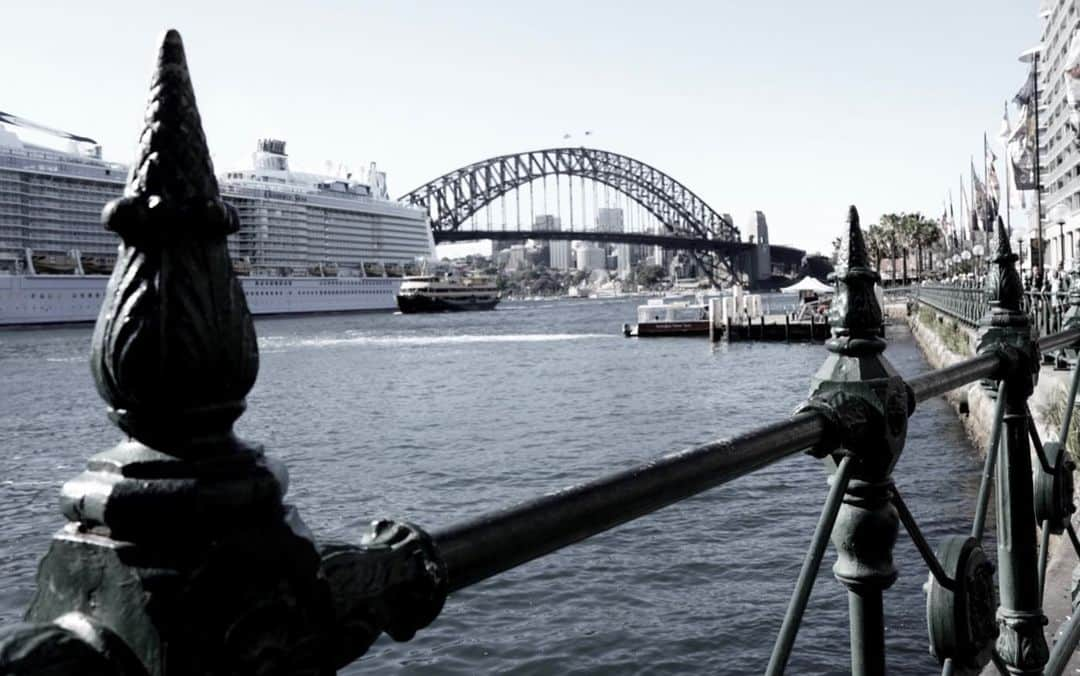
xmin=595 ymin=208 xmax=631 ymax=279
xmin=574 ymin=242 xmax=606 ymax=272
xmin=535 ymin=214 xmax=570 ymax=270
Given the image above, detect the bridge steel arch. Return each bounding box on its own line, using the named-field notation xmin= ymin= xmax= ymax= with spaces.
xmin=398 ymin=147 xmax=739 ymax=245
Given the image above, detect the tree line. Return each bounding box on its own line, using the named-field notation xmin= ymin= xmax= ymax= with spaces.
xmin=836 ymin=212 xmax=943 ymax=283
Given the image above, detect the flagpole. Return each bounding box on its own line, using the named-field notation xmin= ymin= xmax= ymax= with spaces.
xmin=1034 ymin=52 xmax=1044 ymax=272
xmin=949 ymin=188 xmax=956 ymax=254
xmin=1005 ymin=140 xmax=1012 ymax=235
xmin=984 ymin=136 xmax=991 ymax=250
xmin=1003 ymin=100 xmax=1012 ymax=236
xmin=963 ymin=173 xmax=972 ymax=247
xmin=970 ymin=157 xmax=978 ymax=247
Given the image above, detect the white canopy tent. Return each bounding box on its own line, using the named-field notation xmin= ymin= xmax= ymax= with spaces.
xmin=779 ymin=276 xmax=834 ymax=294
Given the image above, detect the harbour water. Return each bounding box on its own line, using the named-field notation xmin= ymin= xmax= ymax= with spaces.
xmin=0 ymin=297 xmax=985 ymax=674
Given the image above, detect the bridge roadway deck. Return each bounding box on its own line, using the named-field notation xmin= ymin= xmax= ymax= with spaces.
xmin=433 ymin=228 xmax=754 ymax=253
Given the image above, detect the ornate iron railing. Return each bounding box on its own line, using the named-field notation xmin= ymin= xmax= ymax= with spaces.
xmin=2 ymin=30 xmax=1080 ymax=676
xmin=917 ymin=282 xmax=1071 ymax=335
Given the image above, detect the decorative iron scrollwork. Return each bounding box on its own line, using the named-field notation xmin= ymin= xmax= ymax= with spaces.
xmin=797 ymin=206 xmax=915 ymax=470
xmin=1034 ymin=442 xmax=1076 ymax=535
xmin=320 ymin=520 xmax=448 ymax=668
xmin=926 ymin=535 xmax=997 ymax=671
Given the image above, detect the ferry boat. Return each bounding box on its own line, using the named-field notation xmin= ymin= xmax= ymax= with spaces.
xmin=396 ymin=270 xmax=500 ymax=313
xmin=0 ymin=114 xmax=437 ymax=326
xmin=623 ymin=298 xmax=712 ymax=337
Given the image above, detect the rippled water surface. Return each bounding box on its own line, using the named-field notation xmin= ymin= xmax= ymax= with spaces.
xmin=0 ymin=298 xmax=985 ymax=674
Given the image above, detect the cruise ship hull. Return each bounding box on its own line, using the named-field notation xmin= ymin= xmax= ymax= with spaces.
xmin=395 ymin=294 xmax=500 ymax=313
xmin=0 ymin=274 xmax=403 ymax=326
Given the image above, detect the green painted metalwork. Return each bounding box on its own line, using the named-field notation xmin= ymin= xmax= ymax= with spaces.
xmin=5 ymin=28 xmax=1080 ymax=676
xmin=797 ymin=206 xmax=913 ymax=675
xmin=975 ymin=216 xmax=1048 ymax=674
xmin=916 ymin=283 xmax=1069 ymax=334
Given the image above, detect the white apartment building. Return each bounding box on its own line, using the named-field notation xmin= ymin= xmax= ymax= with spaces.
xmin=1037 ymin=0 xmax=1080 ymax=271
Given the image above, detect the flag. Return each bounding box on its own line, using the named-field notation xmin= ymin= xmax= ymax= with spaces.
xmin=949 ymin=189 xmax=956 ymax=248
xmin=1008 ymin=102 xmax=1038 ymax=190
xmin=985 ymin=133 xmax=1000 ymax=214
xmin=998 ymin=100 xmax=1012 ymax=142
xmin=1014 ymin=66 xmax=1036 ymax=108
xmin=967 ymin=173 xmax=976 ymax=239
xmin=971 ymin=159 xmax=992 ymax=231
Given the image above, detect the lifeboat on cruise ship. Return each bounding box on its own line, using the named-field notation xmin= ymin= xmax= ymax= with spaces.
xmin=80 ymin=255 xmax=114 ymax=275
xmin=32 ymin=252 xmax=77 ymax=274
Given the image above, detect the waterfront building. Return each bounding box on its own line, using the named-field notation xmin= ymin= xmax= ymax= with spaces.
xmin=505 ymin=244 xmax=530 ymax=271
xmin=1036 ymin=0 xmax=1080 ymax=271
xmin=575 ymin=242 xmax=606 ymax=271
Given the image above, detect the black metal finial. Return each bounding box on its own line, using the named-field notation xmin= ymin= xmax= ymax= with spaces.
xmin=117 ymin=29 xmax=228 ymax=228
xmin=91 ymin=28 xmax=256 ymax=453
xmin=984 ymin=215 xmax=1022 ymax=313
xmin=827 ymin=205 xmax=884 ymax=354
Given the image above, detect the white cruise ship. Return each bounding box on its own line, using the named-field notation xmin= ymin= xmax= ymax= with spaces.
xmin=0 ymin=116 xmax=437 ymax=326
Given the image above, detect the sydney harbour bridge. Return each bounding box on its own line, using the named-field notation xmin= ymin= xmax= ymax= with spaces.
xmin=398 ymin=147 xmax=798 ymax=285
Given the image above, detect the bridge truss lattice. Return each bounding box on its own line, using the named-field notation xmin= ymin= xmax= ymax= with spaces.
xmin=398 ymin=147 xmax=741 ymax=282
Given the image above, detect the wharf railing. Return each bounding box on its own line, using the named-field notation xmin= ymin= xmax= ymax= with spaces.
xmin=917 ymin=282 xmax=1071 ymax=336
xmin=3 ymin=30 xmax=1080 ymax=676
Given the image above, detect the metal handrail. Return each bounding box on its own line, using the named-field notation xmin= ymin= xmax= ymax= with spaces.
xmin=915 ymin=283 xmax=1072 ymax=334
xmin=431 ymin=327 xmax=1080 ymax=584
xmin=432 ymin=311 xmax=1080 ymax=674
xmin=434 ymin=411 xmax=828 ymax=590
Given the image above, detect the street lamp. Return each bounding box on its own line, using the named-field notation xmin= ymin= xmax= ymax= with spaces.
xmin=973 ymin=244 xmax=985 ymax=279
xmin=1048 ymin=202 xmax=1069 ymax=271
xmin=1014 ymin=224 xmax=1029 ymax=280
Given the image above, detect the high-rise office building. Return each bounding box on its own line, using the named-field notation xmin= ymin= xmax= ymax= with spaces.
xmin=595 ymin=208 xmax=630 ymax=277
xmin=535 ymin=214 xmax=570 ymax=270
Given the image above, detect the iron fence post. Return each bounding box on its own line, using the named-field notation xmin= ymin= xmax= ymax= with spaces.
xmin=799 ymin=207 xmax=914 ymax=676
xmin=0 ymin=31 xmax=447 ymax=674
xmin=975 ymin=217 xmax=1048 ymax=675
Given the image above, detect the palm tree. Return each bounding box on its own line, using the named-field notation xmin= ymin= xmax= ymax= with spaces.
xmin=880 ymin=213 xmax=907 ymax=284
xmin=866 ymin=224 xmax=886 ymax=274
xmin=911 ymin=214 xmax=942 ymax=279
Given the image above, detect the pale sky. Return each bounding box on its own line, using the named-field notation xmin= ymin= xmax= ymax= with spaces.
xmin=1 ymin=0 xmax=1042 ymax=255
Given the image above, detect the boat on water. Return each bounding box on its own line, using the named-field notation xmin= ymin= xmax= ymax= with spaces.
xmin=623 ymin=297 xmax=712 ymax=337
xmin=396 ymin=270 xmax=500 ymax=313
xmin=0 ymin=114 xmax=437 ymax=326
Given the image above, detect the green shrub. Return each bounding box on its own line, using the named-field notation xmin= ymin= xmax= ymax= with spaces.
xmin=915 ymin=306 xmax=972 ymax=356
xmin=1040 ymin=386 xmax=1080 ymax=463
